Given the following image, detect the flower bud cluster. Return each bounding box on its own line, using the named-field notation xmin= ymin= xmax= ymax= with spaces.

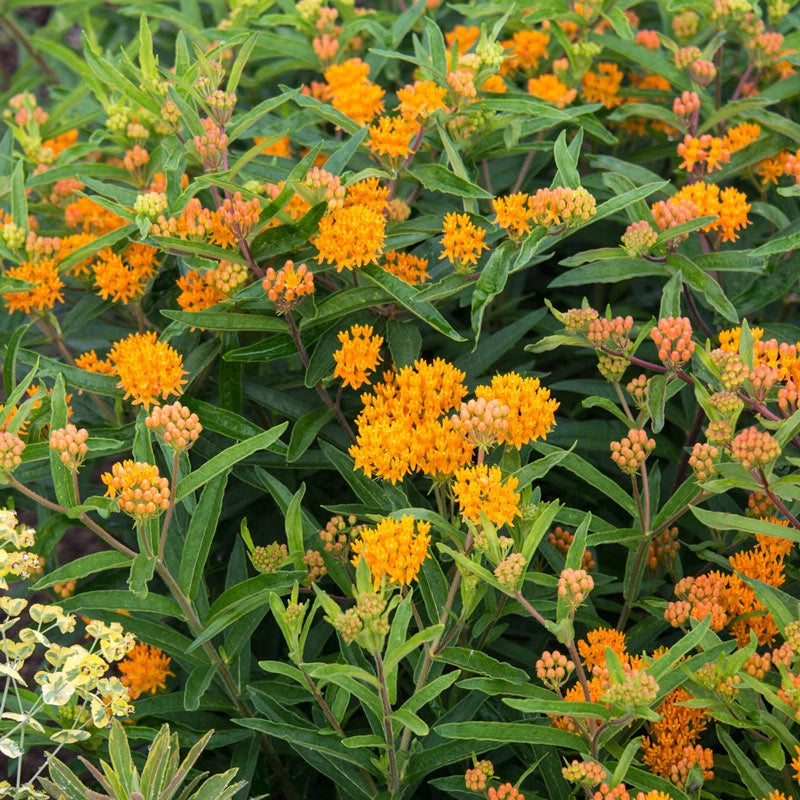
xmin=145 ymin=402 xmax=202 ymax=451
xmin=494 ymin=552 xmax=526 ymax=590
xmin=563 ymin=306 xmax=599 ymax=333
xmin=610 ymin=428 xmax=655 ymax=474
xmin=689 ymin=442 xmax=719 ymax=482
xmin=730 ymin=426 xmax=781 ymax=469
xmin=588 ymin=315 xmax=634 ymax=349
xmin=558 ymin=567 xmax=594 ymax=611
xmin=778 ymin=379 xmax=798 ymax=412
xmin=194 ymin=117 xmax=228 ymax=168
xmin=709 ymin=390 xmax=743 ymax=418
xmin=303 ymin=549 xmax=327 ymax=583
xmin=744 ymin=651 xmax=772 ymax=680
xmin=319 ymin=514 xmax=357 ymax=556
xmin=603 ymin=668 xmax=659 ymax=709
xmin=748 ymin=363 xmax=779 ymax=401
xmin=597 ymin=353 xmax=628 ymax=382
xmin=101 ymin=461 xmax=171 ymax=520
xmin=650 ymin=196 xmax=698 ymax=242
xmin=705 ymin=419 xmax=732 ymax=446
xmin=535 ymin=649 xmax=575 ymax=690
xmin=675 ymin=46 xmax=702 ymax=69
xmin=626 ymin=374 xmax=650 ymax=408
xmin=206 ymin=89 xmax=237 ymax=124
xmin=464 ymin=760 xmax=494 ymax=791
xmin=0 ymin=431 xmax=25 ymax=475
xmin=134 ymin=191 xmax=168 ymax=219
xmin=252 ymin=542 xmax=289 ymax=573
xmin=562 ymin=760 xmax=606 ymax=787
xmin=647 ymin=525 xmax=680 ymax=570
xmin=673 ymin=90 xmax=701 ymax=118
xmin=211 ymin=260 xmax=249 ymax=296
xmin=529 ymin=186 xmax=597 ymax=228
xmin=651 ymin=316 xmax=695 ymax=368
xmin=710 ymin=349 xmax=748 ymax=390
xmin=689 ymin=58 xmax=717 ymax=85
xmin=672 ymin=10 xmax=699 ymax=38
xmin=2 ymin=221 xmax=26 ymax=250
xmin=488 ymin=783 xmax=524 ymax=800
xmin=746 ymin=491 xmax=775 ymax=518
xmin=621 ymin=220 xmax=658 ymax=257
xmin=123 ymin=145 xmax=149 ymax=179
xmin=451 ymin=397 xmax=510 ymax=449
xmin=304 ymin=167 xmax=345 ymax=208
xmin=49 ymin=424 xmax=89 ymax=472
xmin=218 ymin=192 xmax=261 ymax=238
xmin=263 ymin=260 xmax=315 ymax=310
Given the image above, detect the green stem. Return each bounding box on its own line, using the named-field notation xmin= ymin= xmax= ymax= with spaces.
xmin=159 ymin=450 xmax=180 ymax=561
xmin=374 ymin=652 xmax=400 ymax=795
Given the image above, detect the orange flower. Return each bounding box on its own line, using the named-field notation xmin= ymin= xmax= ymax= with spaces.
xmin=723 ymin=122 xmax=761 ymax=152
xmin=397 ymin=80 xmax=447 ymax=121
xmin=480 ymin=74 xmax=507 ymax=94
xmin=4 ymin=258 xmax=64 ymax=314
xmin=439 ymin=212 xmax=489 ymax=271
xmin=493 ymin=192 xmax=534 ymax=238
xmin=755 ymin=152 xmax=789 ymax=185
xmin=444 ymin=25 xmax=480 ymax=54
xmin=351 ymin=515 xmax=431 ymax=589
xmin=577 ymin=628 xmax=628 ymax=671
xmin=118 ymin=643 xmax=174 ymax=699
xmin=676 ymin=134 xmax=730 ymax=173
xmin=312 ymin=205 xmax=386 ymax=271
xmin=350 ymin=358 xmax=473 ymax=482
xmin=344 ymin=178 xmax=389 ymax=214
xmin=41 ymin=128 xmax=78 ymax=158
xmin=367 ymin=115 xmax=420 ymax=160
xmin=75 ymin=349 xmax=114 ymax=375
xmin=452 ymin=464 xmax=521 ymax=527
xmin=528 ymin=74 xmax=577 ymax=107
xmin=581 ymin=63 xmax=624 ymax=108
xmin=333 ymin=324 xmax=383 ymax=389
xmin=64 ymin=196 xmax=127 ymax=235
xmin=324 ymin=58 xmax=385 ymax=125
xmin=384 ymin=250 xmax=429 ymax=284
xmin=501 ymin=30 xmax=550 ymax=73
xmin=108 ymin=332 xmax=186 ymax=408
xmin=475 ymin=372 xmax=558 ymax=449
xmin=101 ymin=460 xmax=171 ymax=520
xmin=255 ymin=135 xmax=292 ymax=157
xmin=177 ymin=269 xmax=223 ymax=312
xmin=92 ymin=244 xmax=159 ymax=304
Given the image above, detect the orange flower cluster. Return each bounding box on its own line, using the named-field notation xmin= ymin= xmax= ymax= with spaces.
xmin=439 ymin=212 xmax=489 ymax=271
xmin=384 ymin=250 xmax=429 ymax=284
xmin=323 ymin=58 xmax=385 ymax=125
xmin=4 ymin=258 xmax=64 ymax=314
xmin=367 ymin=115 xmax=420 ymax=160
xmin=64 ymin=196 xmax=127 ymax=235
xmin=118 ymin=642 xmax=174 ymax=699
xmin=500 ymin=30 xmax=550 ymax=73
xmin=722 ymin=122 xmax=761 ymax=152
xmin=313 ymin=205 xmax=386 ymax=271
xmin=651 ymin=182 xmax=751 ymax=243
xmin=101 ymin=460 xmax=171 ymax=520
xmin=177 ymin=269 xmax=224 ymax=313
xmin=350 ymin=358 xmax=472 ymax=482
xmin=474 ymin=373 xmax=559 ymax=449
xmin=642 ymin=687 xmax=713 ymax=789
xmin=350 ymin=515 xmax=430 ymax=589
xmin=81 ymin=332 xmax=186 ymax=408
xmin=665 ymin=533 xmax=793 ymax=646
xmin=676 ymin=134 xmax=730 ymax=173
xmin=528 ymin=75 xmax=577 ymax=107
xmin=581 ymin=63 xmax=624 ymax=108
xmin=452 ymin=464 xmax=521 ymax=527
xmin=333 ymin=324 xmax=384 ymax=389
xmin=92 ymin=243 xmax=159 ymax=304
xmin=263 ymin=260 xmax=314 ymax=309
xmin=344 ymin=177 xmax=387 ymax=214
xmin=397 ymin=80 xmax=447 ymax=121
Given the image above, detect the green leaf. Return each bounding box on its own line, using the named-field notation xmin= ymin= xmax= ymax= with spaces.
xmin=3 ymin=323 xmax=29 ymax=398
xmin=382 ymin=624 xmax=444 ymax=676
xmin=138 ymin=15 xmax=156 ymax=80
xmin=398 ymin=671 xmax=460 ymax=715
xmin=718 ymin=728 xmax=774 ymax=798
xmin=386 ymin=318 xmax=422 ymax=368
xmin=287 ymin=408 xmax=335 ymax=462
xmin=503 ymin=697 xmax=610 ymax=720
xmin=187 ymin=571 xmax=301 ymax=651
xmin=513 ymin=447 xmax=574 ymax=490
xmin=646 ymin=373 xmax=667 ymax=433
xmin=11 ymin=161 xmax=27 ymax=233
xmin=128 ymin=553 xmax=156 ymax=600
xmin=184 ymin=662 xmax=219 ymax=712
xmin=740 ymin=576 xmax=800 ymax=634
xmin=553 ymin=130 xmax=580 ymax=188
xmin=752 ymin=230 xmax=800 ymax=257
xmin=659 ymin=272 xmax=682 ymax=319
xmin=286 ymin=484 xmax=306 ymax=558
xmin=178 ymin=471 xmax=229 ymax=600
xmin=31 ymin=551 xmax=132 ymax=591
xmin=175 ymin=424 xmax=288 ymax=501
xmin=407 ymin=164 xmax=493 ymax=199
xmin=470 ymin=241 xmax=516 ymax=346
xmin=226 ymin=34 xmax=257 ymax=94
xmin=688 ymin=506 xmax=800 ymax=544
xmin=436 ymin=647 xmax=529 ymax=683
xmin=49 ymin=374 xmax=77 ymax=508
xmin=222 ymin=335 xmax=296 ymax=363
xmin=320 ymin=440 xmax=386 ymax=508
xmin=666 ymin=253 xmax=738 ymax=323
xmin=360 ymin=263 xmax=465 ymax=342
xmin=435 ymin=721 xmax=585 ymax=750
xmin=59 ymin=590 xmax=182 ymax=618
xmin=161 ymin=310 xmax=288 ymax=333
xmin=550 ymin=258 xmax=668 ymax=287
xmin=391 ymin=708 xmax=429 ymax=736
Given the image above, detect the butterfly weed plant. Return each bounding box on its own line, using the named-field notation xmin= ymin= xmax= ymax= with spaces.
xmin=1 ymin=0 xmax=800 ymax=798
